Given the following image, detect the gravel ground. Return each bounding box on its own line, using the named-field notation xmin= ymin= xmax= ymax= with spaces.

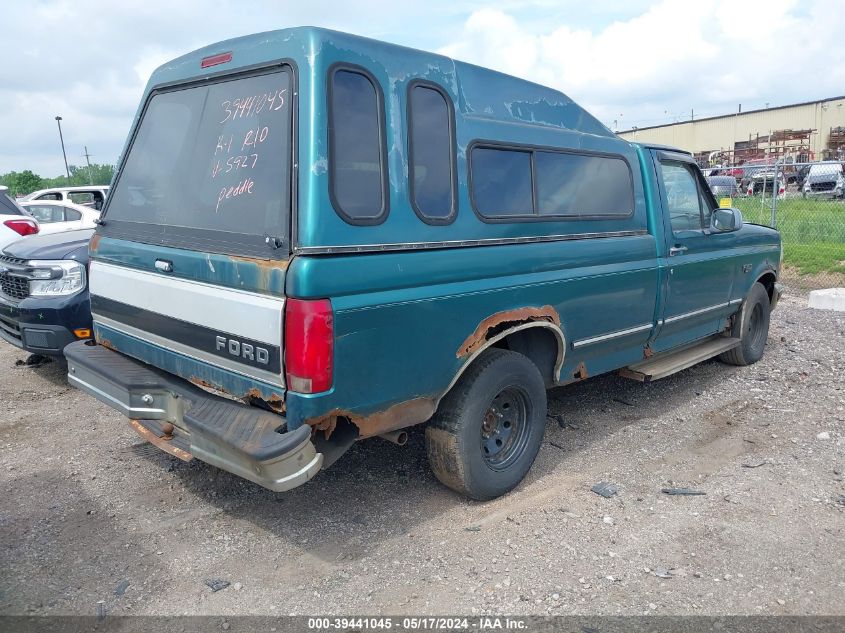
xmin=0 ymin=294 xmax=843 ymax=617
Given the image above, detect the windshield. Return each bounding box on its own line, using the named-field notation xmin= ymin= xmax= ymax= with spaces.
xmin=104 ymin=68 xmax=292 ymax=255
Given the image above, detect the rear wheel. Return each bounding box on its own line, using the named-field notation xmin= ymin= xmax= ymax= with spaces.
xmin=425 ymin=348 xmax=547 ymax=500
xmin=720 ymin=282 xmax=771 ymax=366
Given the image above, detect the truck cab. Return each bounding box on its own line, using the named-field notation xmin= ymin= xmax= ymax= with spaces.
xmin=65 ymin=28 xmax=781 ymax=500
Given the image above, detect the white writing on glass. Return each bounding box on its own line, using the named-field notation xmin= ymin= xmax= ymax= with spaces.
xmin=219 ymin=88 xmax=287 ymax=123
xmin=216 ymin=177 xmax=255 ymax=213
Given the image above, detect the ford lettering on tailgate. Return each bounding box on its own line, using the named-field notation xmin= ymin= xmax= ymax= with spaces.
xmin=215 ymin=335 xmax=270 ymax=365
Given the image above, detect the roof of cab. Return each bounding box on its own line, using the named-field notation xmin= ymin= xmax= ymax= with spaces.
xmin=149 ymin=26 xmax=613 ymax=138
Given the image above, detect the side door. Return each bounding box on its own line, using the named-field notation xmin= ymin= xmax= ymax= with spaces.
xmin=652 ymin=152 xmax=737 ymax=352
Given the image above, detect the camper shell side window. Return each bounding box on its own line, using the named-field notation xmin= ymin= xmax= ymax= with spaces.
xmin=407 ymin=80 xmax=458 ymax=225
xmin=327 ymin=64 xmax=389 ymax=226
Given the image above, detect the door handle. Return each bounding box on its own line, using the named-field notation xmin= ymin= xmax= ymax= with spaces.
xmin=669 ymin=245 xmax=688 ymax=257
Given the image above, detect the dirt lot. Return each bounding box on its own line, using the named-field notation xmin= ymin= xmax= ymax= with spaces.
xmin=1 ymin=294 xmax=843 ymax=617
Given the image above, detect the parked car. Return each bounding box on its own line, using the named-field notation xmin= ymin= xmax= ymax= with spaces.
xmin=64 ymin=27 xmax=782 ymax=500
xmin=801 ymin=162 xmax=845 ymax=198
xmin=24 ymin=185 xmax=109 ymax=210
xmin=0 ymin=186 xmax=39 ymax=251
xmin=0 ymin=229 xmax=93 ymax=355
xmin=19 ymin=200 xmax=100 ymax=234
xmin=703 ymin=165 xmax=743 ymax=180
xmin=745 ymin=169 xmax=786 ymax=197
xmin=738 ymin=159 xmax=775 ymax=192
xmin=706 ymin=175 xmax=739 ymax=199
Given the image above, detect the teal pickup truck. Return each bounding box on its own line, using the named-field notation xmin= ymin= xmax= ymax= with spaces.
xmin=65 ymin=27 xmax=782 ymax=500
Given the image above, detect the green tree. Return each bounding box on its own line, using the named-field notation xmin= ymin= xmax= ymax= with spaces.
xmin=0 ymin=170 xmax=44 ymax=196
xmin=2 ymin=163 xmax=115 ymax=195
xmin=42 ymin=163 xmax=115 ymax=188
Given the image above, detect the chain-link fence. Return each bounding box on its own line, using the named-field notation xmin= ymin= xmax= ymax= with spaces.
xmin=705 ymin=160 xmax=845 ymax=292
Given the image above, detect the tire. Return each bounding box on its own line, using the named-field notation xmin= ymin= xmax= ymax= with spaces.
xmin=425 ymin=348 xmax=547 ymax=501
xmin=719 ymin=282 xmax=771 ymax=366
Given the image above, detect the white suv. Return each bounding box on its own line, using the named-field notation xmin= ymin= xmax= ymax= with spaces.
xmin=24 ymin=185 xmax=110 ymax=210
xmin=801 ymin=162 xmax=844 ymax=198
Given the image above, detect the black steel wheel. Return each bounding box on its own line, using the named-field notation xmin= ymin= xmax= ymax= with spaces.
xmin=720 ymin=282 xmax=771 ymax=366
xmin=426 ymin=348 xmax=547 ymax=500
xmin=481 ymin=387 xmax=531 ymax=471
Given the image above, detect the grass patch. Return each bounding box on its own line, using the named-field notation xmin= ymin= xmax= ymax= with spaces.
xmin=733 ymin=196 xmax=845 ymax=275
xmin=783 ymin=244 xmax=845 ymax=275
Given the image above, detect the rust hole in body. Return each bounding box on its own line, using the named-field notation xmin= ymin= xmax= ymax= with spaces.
xmin=572 ymin=361 xmax=588 ymax=381
xmin=309 ymin=415 xmax=338 ymax=440
xmin=305 ymin=397 xmax=436 ymax=441
xmin=189 ymin=378 xmax=285 ymax=413
xmin=458 ymin=305 xmax=561 ymax=358
xmin=244 ymin=387 xmax=285 ymax=413
xmin=189 ymin=376 xmax=217 ymax=391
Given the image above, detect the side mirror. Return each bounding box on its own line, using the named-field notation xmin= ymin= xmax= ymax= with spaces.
xmin=712 ymin=207 xmax=742 ymax=232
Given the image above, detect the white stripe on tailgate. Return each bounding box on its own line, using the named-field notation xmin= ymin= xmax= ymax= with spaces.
xmin=89 ymin=260 xmax=283 ymax=345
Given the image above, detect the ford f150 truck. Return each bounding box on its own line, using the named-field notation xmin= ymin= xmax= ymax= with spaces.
xmin=65 ymin=28 xmax=782 ymax=500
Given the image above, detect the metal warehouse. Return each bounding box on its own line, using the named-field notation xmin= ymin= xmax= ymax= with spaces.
xmin=618 ymin=96 xmax=845 ymax=165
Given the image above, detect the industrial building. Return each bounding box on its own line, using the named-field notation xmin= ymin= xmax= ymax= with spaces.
xmin=618 ymin=96 xmax=845 ymax=166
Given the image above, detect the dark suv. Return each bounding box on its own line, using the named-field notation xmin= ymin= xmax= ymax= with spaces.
xmin=0 ymin=229 xmax=93 ymax=355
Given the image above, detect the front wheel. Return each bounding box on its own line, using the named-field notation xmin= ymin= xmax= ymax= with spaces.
xmin=720 ymin=282 xmax=771 ymax=366
xmin=425 ymin=348 xmax=547 ymax=500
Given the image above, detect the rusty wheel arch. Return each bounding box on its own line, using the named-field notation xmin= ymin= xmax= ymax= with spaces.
xmin=444 ymin=319 xmax=566 ymax=400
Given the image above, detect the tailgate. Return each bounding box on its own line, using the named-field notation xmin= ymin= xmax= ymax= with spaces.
xmin=88 ymin=252 xmax=286 ymax=404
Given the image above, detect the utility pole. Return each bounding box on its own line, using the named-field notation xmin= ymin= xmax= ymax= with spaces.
xmin=83 ymin=146 xmax=93 ymax=184
xmin=55 ymin=116 xmax=70 ymax=181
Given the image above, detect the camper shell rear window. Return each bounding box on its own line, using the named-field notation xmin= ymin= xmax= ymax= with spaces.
xmin=101 ymin=66 xmax=294 ymax=258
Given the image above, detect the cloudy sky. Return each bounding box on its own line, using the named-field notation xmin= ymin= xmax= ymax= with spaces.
xmin=3 ymin=0 xmax=843 ymax=176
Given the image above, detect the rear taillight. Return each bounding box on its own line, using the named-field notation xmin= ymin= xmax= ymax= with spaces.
xmin=4 ymin=219 xmax=38 ymax=236
xmin=284 ymin=298 xmax=333 ymax=394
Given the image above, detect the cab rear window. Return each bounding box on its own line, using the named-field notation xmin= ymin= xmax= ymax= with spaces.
xmin=103 ymin=68 xmax=292 ymax=256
